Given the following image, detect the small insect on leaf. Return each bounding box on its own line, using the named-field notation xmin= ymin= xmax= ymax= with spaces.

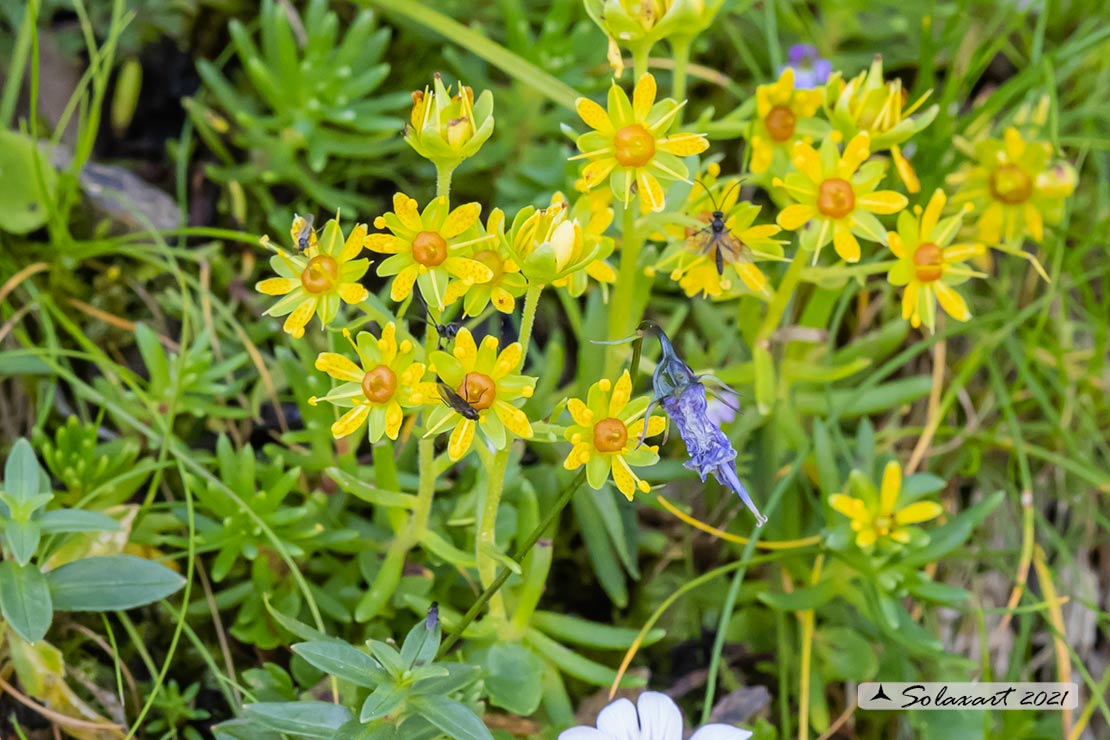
xmin=438 ymin=382 xmax=481 ymax=420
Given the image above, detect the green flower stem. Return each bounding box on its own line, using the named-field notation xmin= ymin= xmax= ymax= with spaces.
xmin=606 ymin=201 xmax=644 ymax=376
xmin=478 ymin=449 xmax=511 ymax=622
xmin=801 ymin=260 xmax=897 ymax=282
xmin=632 ymin=44 xmax=651 ymax=81
xmin=440 ymin=469 xmax=587 ymax=657
xmin=435 ymin=165 xmax=454 ymax=199
xmin=518 ymin=283 xmax=544 ymax=358
xmin=756 ymin=242 xmax=808 ymax=344
xmin=670 ymin=36 xmax=691 ymax=115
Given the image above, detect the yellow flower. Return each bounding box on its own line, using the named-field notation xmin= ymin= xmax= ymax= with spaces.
xmin=506 ymin=193 xmax=615 ymax=288
xmin=417 ymin=328 xmax=536 ymax=461
xmin=774 ymin=133 xmax=908 ymax=262
xmin=825 ymin=56 xmax=938 ymax=191
xmin=308 ymin=324 xmax=425 ymax=442
xmin=443 ymin=208 xmax=527 ymax=316
xmin=887 ymin=190 xmax=986 ymax=331
xmin=750 ymin=68 xmax=827 ymax=175
xmin=563 ymin=371 xmax=665 ymax=500
xmin=652 ymin=173 xmax=784 ymax=298
xmin=829 ymin=461 xmax=944 ymax=548
xmin=572 ymin=73 xmax=709 ymax=213
xmin=947 ymin=127 xmax=1076 ymax=245
xmin=404 ymin=74 xmax=494 ymax=172
xmin=256 ymin=214 xmax=370 ymax=339
xmin=365 ymin=194 xmax=495 ymax=311
xmin=584 ymin=0 xmax=727 ymax=54
xmin=549 ymin=193 xmax=618 ymax=298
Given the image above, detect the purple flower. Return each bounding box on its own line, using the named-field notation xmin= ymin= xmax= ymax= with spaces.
xmin=782 ymin=44 xmax=832 ymax=90
xmin=638 ymin=323 xmax=767 ymax=526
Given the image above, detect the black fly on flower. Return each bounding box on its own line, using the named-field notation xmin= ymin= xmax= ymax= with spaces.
xmin=602 ymin=321 xmax=767 ymax=526
xmin=291 ymin=213 xmax=316 ymax=253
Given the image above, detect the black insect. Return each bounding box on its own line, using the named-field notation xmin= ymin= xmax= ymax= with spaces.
xmin=293 ymin=213 xmax=316 ymax=252
xmin=685 ymin=180 xmax=750 ymax=276
xmin=413 ymin=298 xmax=463 ymax=348
xmin=437 ymin=381 xmax=481 ymax=421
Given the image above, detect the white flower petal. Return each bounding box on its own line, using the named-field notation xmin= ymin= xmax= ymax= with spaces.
xmin=597 ymin=697 xmax=641 ymax=740
xmin=689 ymin=724 xmax=754 ymax=740
xmin=559 ymin=728 xmax=613 ymax=740
xmin=637 ymin=692 xmax=683 ymax=740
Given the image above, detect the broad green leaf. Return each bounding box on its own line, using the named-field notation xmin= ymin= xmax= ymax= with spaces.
xmin=484 ymin=642 xmax=544 ymax=716
xmin=244 ymin=702 xmax=353 ymax=738
xmin=399 ymin=611 xmax=441 ymax=667
xmin=814 ymin=626 xmax=878 ymax=681
xmin=0 ymin=130 xmax=58 ymax=234
xmin=360 ymin=685 xmax=406 ymax=723
xmin=905 ymin=578 xmax=970 ymax=605
xmin=291 ymin=641 xmax=388 ymax=687
xmin=407 ymin=696 xmax=492 ymax=740
xmin=757 ymin=580 xmax=838 ymax=611
xmin=411 ymin=663 xmax=479 ymax=697
xmin=367 ymin=639 xmax=407 ymax=677
xmin=531 ymin=611 xmax=665 ymax=650
xmin=5 ymin=519 xmax=40 ymax=566
xmin=38 ymin=509 xmax=121 ymax=534
xmin=0 ymin=560 xmax=53 ymax=643
xmin=46 ymin=555 xmax=185 ymax=611
xmin=4 ymin=438 xmax=42 ymax=505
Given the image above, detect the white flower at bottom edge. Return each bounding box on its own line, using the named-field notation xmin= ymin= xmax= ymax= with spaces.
xmin=558 ymin=691 xmax=754 ymax=740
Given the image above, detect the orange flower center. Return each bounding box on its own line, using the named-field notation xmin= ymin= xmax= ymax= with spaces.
xmin=817 ymin=178 xmax=856 ymax=219
xmin=300 ymin=255 xmax=339 ymax=294
xmin=989 ymin=163 xmax=1033 ymax=205
xmin=471 ymin=249 xmax=503 ymax=283
xmin=912 ymin=242 xmax=944 ymax=283
xmin=361 ymin=365 xmax=397 ymax=404
xmin=458 ymin=372 xmax=496 ymax=410
xmin=765 ymin=105 xmax=797 ymax=142
xmin=593 ymin=417 xmax=628 ymax=453
xmin=613 ymin=124 xmax=656 ymax=167
xmin=412 ymin=231 xmax=448 ymax=266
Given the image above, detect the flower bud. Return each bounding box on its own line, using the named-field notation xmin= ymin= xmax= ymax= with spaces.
xmin=404 ymin=74 xmax=494 ymax=172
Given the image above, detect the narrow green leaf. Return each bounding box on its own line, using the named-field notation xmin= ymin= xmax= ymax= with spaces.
xmin=0 ymin=560 xmax=53 ymax=643
xmin=38 ymin=509 xmax=121 ymax=534
xmin=531 ymin=611 xmax=665 ymax=650
xmin=326 ymin=467 xmax=417 ymax=509
xmin=46 ymin=555 xmax=185 ymax=611
xmin=484 ymin=642 xmax=544 ymax=716
xmin=244 ymin=702 xmax=353 ymax=738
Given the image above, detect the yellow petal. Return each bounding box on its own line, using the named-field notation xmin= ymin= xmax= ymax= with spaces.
xmin=855 ymin=528 xmax=878 ymax=547
xmin=384 ymin=401 xmax=404 ymax=440
xmin=1023 ymin=202 xmax=1044 ymax=242
xmin=658 ymin=132 xmax=710 ymax=156
xmin=448 ymin=418 xmax=476 ymax=460
xmin=609 ymin=371 xmax=632 ymax=416
xmin=315 ymin=352 xmax=364 ymax=382
xmin=339 ymin=223 xmax=367 ymax=262
xmin=888 ymin=231 xmax=906 ymax=258
xmin=338 ymin=282 xmax=368 ymax=304
xmin=934 ymin=282 xmax=970 ymax=321
xmin=777 ymin=204 xmax=816 ymax=231
xmin=791 ymin=141 xmax=823 ymax=183
xmin=568 ymin=398 xmax=593 ymax=427
xmin=576 ymin=97 xmax=613 ymax=135
xmin=611 ymin=455 xmax=637 ymax=501
xmin=364 ymin=233 xmax=409 ymax=254
xmin=256 ymin=277 xmax=299 ymax=296
xmin=494 ymin=401 xmax=533 ymax=439
xmin=829 ymin=493 xmax=866 ymax=521
xmin=838 ymin=133 xmax=871 ymax=177
xmin=493 ymin=343 xmax=522 ymax=378
xmin=442 ymin=202 xmax=482 ymax=239
xmin=581 ymin=158 xmax=617 ymax=191
xmin=643 ymin=415 xmax=666 ymax=438
xmin=896 ymin=501 xmax=944 ymax=525
xmin=282 ymin=297 xmax=317 ymax=339
xmin=858 ymin=191 xmax=908 ymax=214
xmin=892 ymin=145 xmax=921 ymax=193
xmin=633 ymin=73 xmax=656 ymax=121
xmin=735 ymin=263 xmax=768 ymax=292
xmin=389 ymin=265 xmax=419 ymax=302
xmin=393 ymin=193 xmax=422 ymax=232
xmin=1003 ymin=127 xmax=1025 ymax=161
xmin=920 ymin=189 xmax=946 ymax=239
xmin=637 ymin=170 xmax=666 ymax=214
xmin=879 ymin=461 xmax=902 ymax=513
xmin=453 ymin=327 xmax=478 ymax=364
xmin=902 ymin=282 xmax=919 ymax=322
xmin=833 ymin=227 xmax=861 ymax=263
xmin=331 ymin=404 xmax=370 ymax=438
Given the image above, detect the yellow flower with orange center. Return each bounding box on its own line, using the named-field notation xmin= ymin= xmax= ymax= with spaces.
xmin=652 ymin=174 xmax=785 ymax=298
xmin=947 ymin=127 xmax=1076 ymax=245
xmin=749 ymin=68 xmax=827 ymax=175
xmin=572 ymin=73 xmax=709 ymax=213
xmin=308 ymin=324 xmax=425 ymax=443
xmin=887 ymin=189 xmax=986 ymax=331
xmin=415 ymin=328 xmax=536 ymax=461
xmin=364 ymin=194 xmax=495 ymax=311
xmin=443 ymin=208 xmax=527 ymax=316
xmin=774 ymin=133 xmax=908 ymax=262
xmin=505 ymin=193 xmax=616 ymax=290
xmin=563 ymin=371 xmax=665 ymax=500
xmin=255 ymin=214 xmax=370 ymax=339
xmin=829 ymin=461 xmax=944 ymax=549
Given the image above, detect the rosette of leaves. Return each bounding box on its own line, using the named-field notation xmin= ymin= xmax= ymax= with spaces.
xmin=184 ymin=435 xmax=356 ymax=648
xmin=187 ymin=0 xmax=410 ymax=222
xmin=38 ymin=415 xmax=158 ymax=509
xmin=216 ymin=605 xmax=493 ymax=740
